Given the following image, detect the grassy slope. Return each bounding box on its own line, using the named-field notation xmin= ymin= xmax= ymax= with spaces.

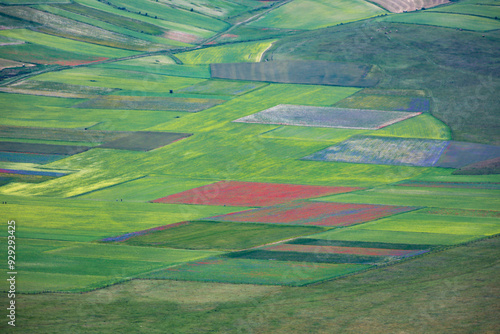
xmin=1 ymin=236 xmax=498 ymax=333
xmin=267 ymin=21 xmax=500 ymax=145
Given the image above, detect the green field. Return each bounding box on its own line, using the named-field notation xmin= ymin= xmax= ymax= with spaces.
xmin=0 ymin=1 xmax=499 ymax=332
xmin=428 ymin=3 xmax=500 ymax=19
xmin=379 ymin=12 xmax=500 ymax=31
xmin=0 ymin=29 xmax=137 ymax=58
xmin=249 ymin=0 xmax=386 ymax=30
xmin=0 ymin=195 xmax=247 ymax=241
xmin=176 ymin=39 xmax=276 ymax=64
xmin=115 ymin=221 xmax=325 ymax=250
xmin=260 ymin=126 xmax=370 ymax=143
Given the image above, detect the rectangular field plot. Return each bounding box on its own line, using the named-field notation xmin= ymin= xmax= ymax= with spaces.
xmin=73 ymin=95 xmax=225 ymax=112
xmin=224 ymin=250 xmax=386 ymax=264
xmin=289 ymin=238 xmax=437 ymax=250
xmin=435 ymin=141 xmax=500 ymax=168
xmin=177 ymin=80 xmax=268 ymax=96
xmin=335 ymin=94 xmax=430 ymax=112
xmin=101 ymin=221 xmax=324 ymax=250
xmin=140 ymin=257 xmax=371 ymax=286
xmin=356 ymin=212 xmax=500 ymax=237
xmin=234 ymin=105 xmax=421 ymax=130
xmin=8 ymin=80 xmax=118 ymax=96
xmin=210 ymin=61 xmax=379 ymax=87
xmin=262 ymin=244 xmax=428 ymax=257
xmin=303 ymin=136 xmax=449 ymax=167
xmin=309 ymin=229 xmax=480 ymax=246
xmin=97 ymin=131 xmax=191 ymax=151
xmin=151 ymin=181 xmax=363 ymax=207
xmin=206 ymin=201 xmax=419 ymax=227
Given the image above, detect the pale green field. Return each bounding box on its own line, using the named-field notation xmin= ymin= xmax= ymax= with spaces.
xmin=249 ymin=0 xmax=386 ymax=30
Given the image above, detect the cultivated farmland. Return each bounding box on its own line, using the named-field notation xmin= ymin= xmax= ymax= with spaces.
xmin=303 ymin=136 xmax=450 ymax=167
xmin=210 ymin=60 xmax=380 ymax=87
xmin=152 ymin=181 xmax=363 ymax=206
xmin=0 ymin=1 xmax=499 ymax=332
xmin=234 ymin=104 xmax=421 ymax=129
xmin=370 ymin=0 xmax=450 ymax=13
xmin=206 ymin=201 xmax=419 ymax=227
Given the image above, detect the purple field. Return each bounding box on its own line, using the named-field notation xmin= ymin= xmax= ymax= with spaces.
xmin=303 ymin=136 xmax=449 ymax=167
xmin=435 ymin=141 xmax=500 ymax=168
xmin=234 ymin=104 xmax=421 ymax=129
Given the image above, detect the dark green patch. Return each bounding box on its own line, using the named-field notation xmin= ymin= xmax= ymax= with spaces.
xmin=288 ymin=238 xmax=437 ymax=250
xmin=120 ymin=221 xmax=325 ymax=250
xmin=97 ymin=131 xmax=191 ymax=151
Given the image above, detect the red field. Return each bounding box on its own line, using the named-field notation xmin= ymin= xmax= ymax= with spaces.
xmin=263 ymin=244 xmax=427 ymax=257
xmin=206 ymin=201 xmax=418 ymax=226
xmin=151 ymin=181 xmax=363 ymax=207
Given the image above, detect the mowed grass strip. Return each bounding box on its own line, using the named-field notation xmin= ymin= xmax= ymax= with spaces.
xmin=73 ymin=95 xmax=225 ymax=112
xmin=152 ymin=181 xmax=363 ymax=207
xmin=207 ymin=202 xmax=419 ymax=227
xmin=107 ymin=221 xmax=325 ymax=251
xmin=141 ymin=257 xmax=371 ymax=286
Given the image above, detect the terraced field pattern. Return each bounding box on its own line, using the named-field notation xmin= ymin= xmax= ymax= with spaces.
xmin=0 ymin=0 xmax=499 ymax=332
